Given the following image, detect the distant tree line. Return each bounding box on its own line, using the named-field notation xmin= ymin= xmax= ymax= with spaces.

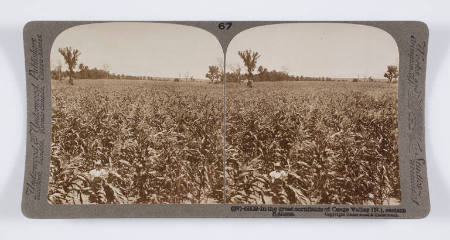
xmin=56 ymin=46 xmax=399 ymax=85
xmin=53 ymin=46 xmax=181 ymax=83
xmin=225 ymin=70 xmax=333 ymax=83
xmin=216 ymin=49 xmax=398 ymax=83
xmin=51 ymin=67 xmax=156 ymax=81
xmin=205 ymin=49 xmax=339 ymax=84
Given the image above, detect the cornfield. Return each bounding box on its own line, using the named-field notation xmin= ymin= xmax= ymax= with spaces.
xmin=225 ymin=81 xmax=400 ymax=205
xmin=49 ymin=80 xmax=224 ymax=204
xmin=49 ymin=79 xmax=400 ymax=205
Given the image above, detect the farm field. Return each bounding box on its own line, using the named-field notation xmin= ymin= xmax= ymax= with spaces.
xmin=49 ymin=79 xmax=224 ymax=204
xmin=49 ymin=79 xmax=400 ymax=206
xmin=225 ymin=81 xmax=400 ymax=205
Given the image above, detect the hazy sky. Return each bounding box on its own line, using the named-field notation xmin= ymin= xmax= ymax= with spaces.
xmin=51 ymin=22 xmax=223 ymax=79
xmin=51 ymin=22 xmax=398 ymax=80
xmin=226 ymin=23 xmax=399 ymax=79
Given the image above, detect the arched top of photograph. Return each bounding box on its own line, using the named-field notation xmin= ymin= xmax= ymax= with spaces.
xmin=224 ymin=23 xmax=401 ymax=206
xmin=226 ymin=23 xmax=399 ymax=83
xmin=50 ymin=22 xmax=223 ymax=82
xmin=49 ymin=22 xmax=226 ymax=205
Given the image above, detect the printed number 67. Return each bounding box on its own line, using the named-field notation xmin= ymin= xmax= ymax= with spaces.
xmin=218 ymin=22 xmax=232 ymax=30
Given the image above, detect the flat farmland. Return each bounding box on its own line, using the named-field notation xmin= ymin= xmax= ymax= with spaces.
xmin=50 ymin=79 xmax=224 ymax=204
xmin=49 ymin=79 xmax=400 ymax=206
xmin=225 ymin=81 xmax=400 ymax=205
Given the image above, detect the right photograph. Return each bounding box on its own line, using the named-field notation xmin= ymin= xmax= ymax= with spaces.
xmin=224 ymin=23 xmax=400 ymax=205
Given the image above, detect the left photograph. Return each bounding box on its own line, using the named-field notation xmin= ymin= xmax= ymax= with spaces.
xmin=49 ymin=22 xmax=225 ymax=204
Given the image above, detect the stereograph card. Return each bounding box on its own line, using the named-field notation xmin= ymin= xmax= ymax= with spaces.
xmin=22 ymin=21 xmax=430 ymax=218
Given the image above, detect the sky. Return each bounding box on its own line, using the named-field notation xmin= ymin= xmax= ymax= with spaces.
xmin=51 ymin=22 xmax=399 ymax=80
xmin=226 ymin=23 xmax=399 ymax=79
xmin=50 ymin=22 xmax=223 ymax=79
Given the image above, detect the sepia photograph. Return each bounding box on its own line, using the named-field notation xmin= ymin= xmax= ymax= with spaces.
xmin=48 ymin=22 xmax=401 ymax=206
xmin=48 ymin=22 xmax=225 ymax=204
xmin=224 ymin=23 xmax=401 ymax=205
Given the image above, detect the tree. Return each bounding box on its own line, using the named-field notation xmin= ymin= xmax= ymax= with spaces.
xmin=102 ymin=64 xmax=110 ymax=79
xmin=227 ymin=64 xmax=242 ymax=83
xmin=55 ymin=60 xmax=62 ymax=81
xmin=384 ymin=65 xmax=399 ymax=83
xmin=58 ymin=47 xmax=80 ymax=85
xmin=78 ymin=63 xmax=89 ymax=79
xmin=238 ymin=49 xmax=260 ymax=80
xmin=234 ymin=64 xmax=242 ymax=78
xmin=205 ymin=65 xmax=220 ymax=83
xmin=257 ymin=66 xmax=263 ymax=74
xmin=217 ymin=58 xmax=225 ymax=82
xmin=257 ymin=66 xmax=268 ymax=75
xmin=256 ymin=66 xmax=269 ymax=81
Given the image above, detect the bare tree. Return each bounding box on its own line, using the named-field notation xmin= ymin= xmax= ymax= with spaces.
xmin=238 ymin=49 xmax=260 ymax=80
xmin=228 ymin=63 xmax=242 ymax=83
xmin=384 ymin=65 xmax=399 ymax=83
xmin=217 ymin=57 xmax=225 ymax=82
xmin=56 ymin=60 xmax=63 ymax=81
xmin=58 ymin=47 xmax=81 ymax=85
xmin=102 ymin=64 xmax=110 ymax=79
xmin=234 ymin=64 xmax=242 ymax=77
